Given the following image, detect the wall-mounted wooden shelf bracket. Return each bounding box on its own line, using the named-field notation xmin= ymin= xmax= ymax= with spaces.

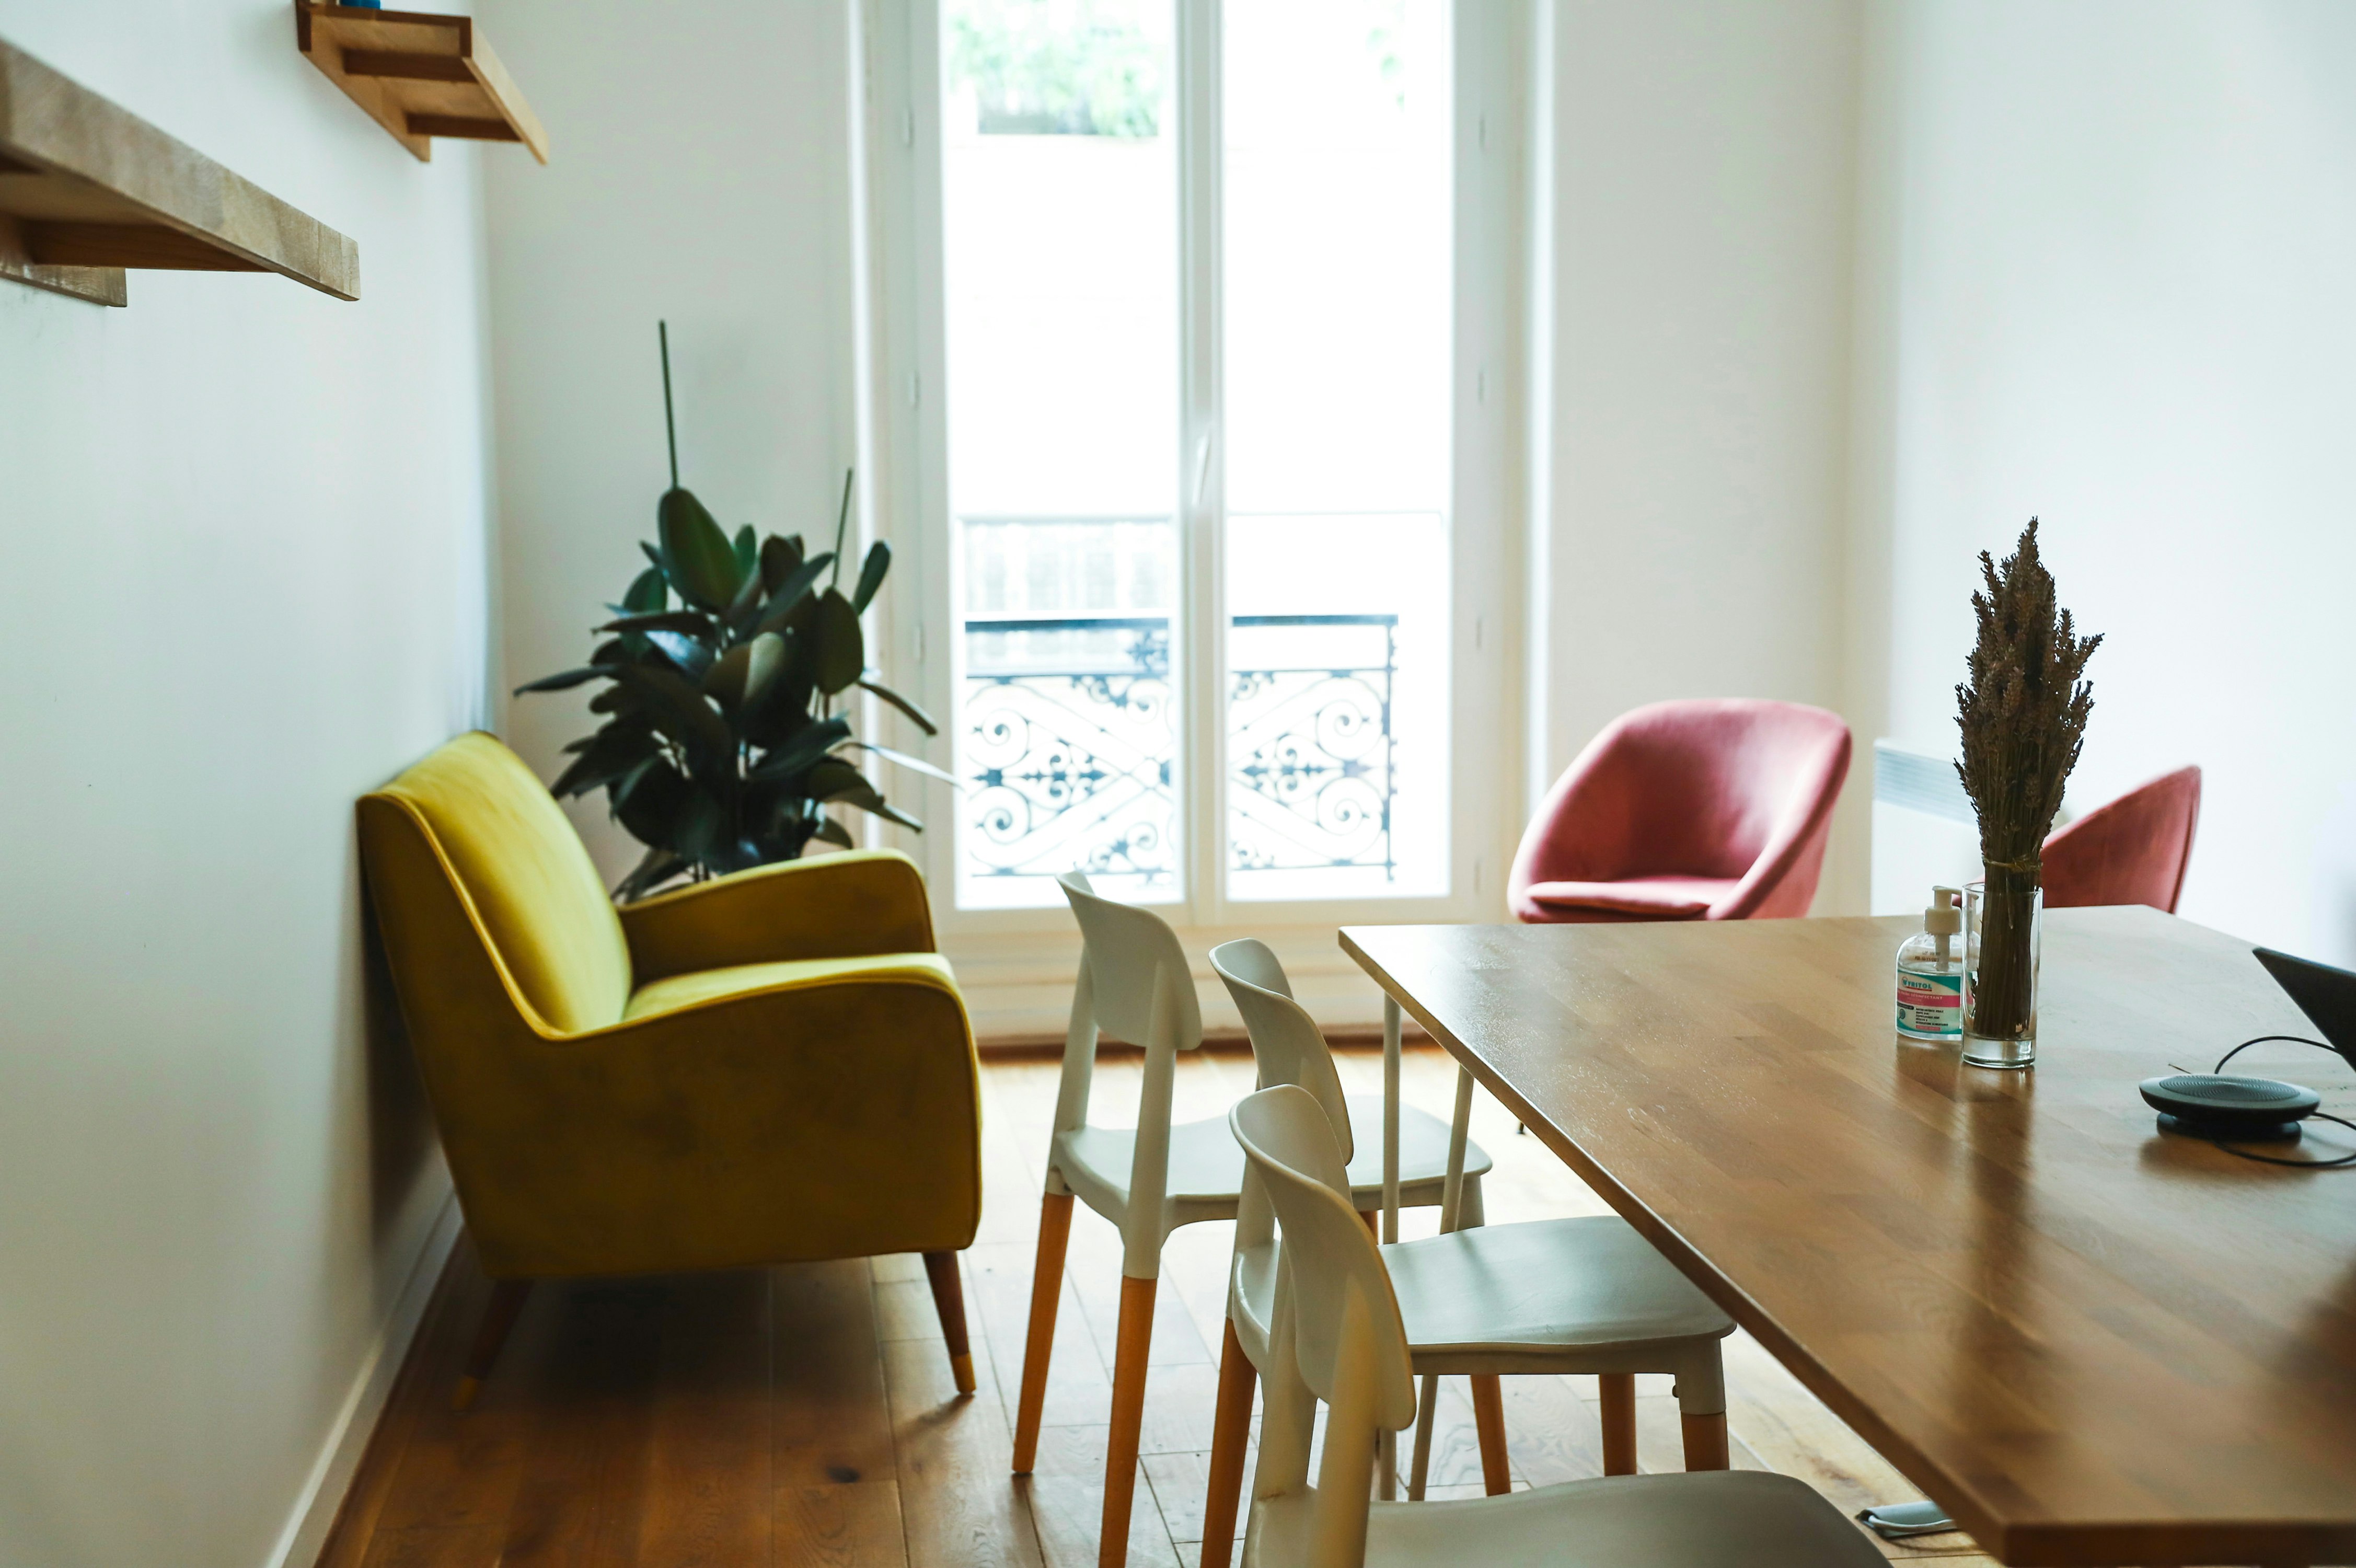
xmin=296 ymin=3 xmax=549 ymax=165
xmin=0 ymin=36 xmax=359 ymax=307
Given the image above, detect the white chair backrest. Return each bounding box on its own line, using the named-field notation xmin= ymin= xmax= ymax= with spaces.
xmin=1059 ymin=871 xmax=1202 ymax=1051
xmin=1210 ymin=939 xmax=1355 ymax=1163
xmin=1230 ymin=1087 xmax=1415 ymax=1424
xmin=1231 ymin=1087 xmax=1419 ymax=1567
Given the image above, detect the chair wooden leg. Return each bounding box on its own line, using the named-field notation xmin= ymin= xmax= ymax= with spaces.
xmin=1101 ymin=1274 xmax=1158 ymax=1568
xmin=1407 ymin=1371 xmax=1442 ymax=1501
xmin=921 ymin=1250 xmax=977 ymax=1397
xmin=1013 ymin=1191 xmax=1075 ymax=1473
xmin=1681 ymin=1410 xmax=1730 ymax=1471
xmin=453 ymin=1278 xmax=532 ymax=1411
xmin=1200 ymin=1318 xmax=1257 ymax=1568
xmin=1599 ymin=1372 xmax=1638 ymax=1475
xmin=1470 ymin=1374 xmax=1511 ymax=1495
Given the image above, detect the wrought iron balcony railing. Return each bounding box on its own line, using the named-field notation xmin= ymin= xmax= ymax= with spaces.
xmin=961 ymin=613 xmax=1398 ymax=889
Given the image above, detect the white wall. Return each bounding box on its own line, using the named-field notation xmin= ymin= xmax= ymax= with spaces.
xmin=1851 ymin=1 xmax=2356 ymax=958
xmin=479 ymin=0 xmax=861 ymax=885
xmin=1525 ymin=1 xmax=1864 ymax=907
xmin=0 ymin=4 xmax=492 ymax=1565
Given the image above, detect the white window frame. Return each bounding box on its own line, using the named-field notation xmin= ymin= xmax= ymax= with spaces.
xmin=856 ymin=0 xmax=1522 ymax=947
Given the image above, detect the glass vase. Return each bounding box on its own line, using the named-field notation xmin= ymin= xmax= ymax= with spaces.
xmin=1963 ymin=878 xmax=2041 ymax=1069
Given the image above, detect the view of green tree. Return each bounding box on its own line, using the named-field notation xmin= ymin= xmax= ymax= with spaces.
xmin=945 ymin=0 xmax=1162 ymax=137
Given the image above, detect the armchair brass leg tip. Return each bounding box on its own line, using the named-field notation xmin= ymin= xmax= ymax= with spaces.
xmin=951 ymin=1351 xmax=977 ymax=1397
xmin=451 ymin=1375 xmax=482 ymax=1412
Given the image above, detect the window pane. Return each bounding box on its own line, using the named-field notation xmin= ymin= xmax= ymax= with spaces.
xmin=941 ymin=0 xmax=1182 ymax=908
xmin=1222 ymin=1 xmax=1452 ymax=901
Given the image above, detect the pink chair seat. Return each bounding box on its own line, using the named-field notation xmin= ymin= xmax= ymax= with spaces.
xmin=1520 ymin=875 xmax=1737 ymax=921
xmin=1510 ymin=699 xmax=1853 ymax=925
xmin=2041 ymin=766 xmax=2202 ymax=913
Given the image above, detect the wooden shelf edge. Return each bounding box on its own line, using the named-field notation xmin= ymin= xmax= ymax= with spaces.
xmin=296 ymin=3 xmax=550 ymax=166
xmin=0 ymin=36 xmax=359 ymax=303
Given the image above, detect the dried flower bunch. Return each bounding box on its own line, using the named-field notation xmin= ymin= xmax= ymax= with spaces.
xmin=1955 ymin=518 xmax=2102 ymax=871
xmin=1955 ymin=517 xmax=2100 ymax=1040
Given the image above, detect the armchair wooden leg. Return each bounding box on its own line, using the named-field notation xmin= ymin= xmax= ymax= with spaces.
xmin=1470 ymin=1374 xmax=1511 ymax=1495
xmin=1599 ymin=1372 xmax=1638 ymax=1475
xmin=921 ymin=1250 xmax=977 ymax=1397
xmin=1200 ymin=1318 xmax=1256 ymax=1568
xmin=453 ymin=1278 xmax=532 ymax=1411
xmin=1681 ymin=1410 xmax=1730 ymax=1471
xmin=1101 ymin=1274 xmax=1157 ymax=1568
xmin=1013 ymin=1192 xmax=1074 ymax=1474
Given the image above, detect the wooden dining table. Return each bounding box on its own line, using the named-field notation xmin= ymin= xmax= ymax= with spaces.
xmin=1344 ymin=906 xmax=2356 ymax=1567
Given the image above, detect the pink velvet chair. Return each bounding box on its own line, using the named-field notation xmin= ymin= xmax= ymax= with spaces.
xmin=1509 ymin=699 xmax=1853 ymax=924
xmin=2040 ymin=766 xmax=2202 ymax=913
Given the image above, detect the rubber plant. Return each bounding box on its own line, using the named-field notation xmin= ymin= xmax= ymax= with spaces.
xmin=516 ymin=324 xmax=947 ymax=901
xmin=1954 ymin=517 xmax=2100 ymax=1043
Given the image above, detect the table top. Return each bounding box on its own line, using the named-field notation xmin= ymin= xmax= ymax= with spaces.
xmin=1342 ymin=908 xmax=2356 ymax=1567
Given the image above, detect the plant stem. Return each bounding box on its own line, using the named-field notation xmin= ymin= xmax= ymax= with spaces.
xmin=659 ymin=320 xmax=679 ymax=491
xmin=1971 ymin=872 xmax=2038 ymax=1041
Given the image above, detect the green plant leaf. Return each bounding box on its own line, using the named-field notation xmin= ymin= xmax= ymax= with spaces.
xmin=748 ymin=715 xmax=851 ymax=783
xmin=839 ymin=740 xmax=961 ymax=788
xmin=703 ymin=642 xmax=752 ymax=709
xmin=598 ymin=609 xmax=718 ymax=637
xmin=658 ymin=487 xmax=744 ymax=611
xmin=623 ymin=566 xmax=668 ymax=615
xmin=852 ymin=539 xmax=892 ymax=613
xmin=812 ymin=815 xmax=854 ymax=850
xmin=551 ymin=725 xmax=661 ymax=798
xmin=642 ymin=629 xmax=715 ymax=677
xmin=614 ymin=844 xmax=686 ymax=902
xmin=742 ymin=631 xmax=786 ymax=709
xmin=802 ymin=755 xmax=874 ymax=803
xmin=857 ymin=676 xmax=940 ymax=736
xmin=612 ymin=662 xmax=732 ymax=760
xmin=811 ymin=589 xmax=864 ymax=694
xmin=614 ymin=755 xmax=691 ymax=847
xmin=514 ymin=665 xmax=609 ymax=695
xmin=733 ymin=524 xmax=757 ymax=579
xmin=753 ymin=552 xmax=836 ymax=637
xmin=759 ymin=534 xmax=805 ymax=595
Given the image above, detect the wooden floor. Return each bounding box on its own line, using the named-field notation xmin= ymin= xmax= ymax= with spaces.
xmin=322 ymin=1045 xmax=2002 ymax=1567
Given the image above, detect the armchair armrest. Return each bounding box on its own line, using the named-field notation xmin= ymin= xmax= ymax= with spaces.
xmin=618 ymin=849 xmax=937 ymax=983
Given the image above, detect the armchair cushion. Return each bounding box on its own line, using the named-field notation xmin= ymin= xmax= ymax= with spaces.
xmin=624 ymin=952 xmax=959 ymax=1021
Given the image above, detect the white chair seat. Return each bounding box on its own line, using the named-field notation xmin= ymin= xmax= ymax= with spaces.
xmin=1247 ymin=1470 xmax=1887 ymax=1568
xmin=1382 ymin=1215 xmax=1731 ymax=1377
xmin=1056 ymin=1094 xmax=1493 ymax=1236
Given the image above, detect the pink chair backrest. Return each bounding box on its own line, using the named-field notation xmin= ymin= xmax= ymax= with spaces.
xmin=1509 ymin=699 xmax=1853 ymax=920
xmin=2041 ymin=766 xmax=2201 ymax=914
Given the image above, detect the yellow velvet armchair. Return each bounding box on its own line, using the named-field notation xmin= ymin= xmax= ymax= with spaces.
xmin=358 ymin=732 xmax=981 ymax=1405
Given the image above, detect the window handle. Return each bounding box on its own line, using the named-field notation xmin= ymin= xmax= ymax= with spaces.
xmin=1193 ymin=432 xmax=1214 ymax=510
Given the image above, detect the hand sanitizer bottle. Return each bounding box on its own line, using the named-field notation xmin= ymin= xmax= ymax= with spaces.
xmin=1896 ymin=885 xmax=1964 ymax=1041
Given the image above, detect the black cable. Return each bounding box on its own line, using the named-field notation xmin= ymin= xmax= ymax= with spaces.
xmin=2212 ymin=1033 xmax=2337 ymax=1073
xmin=2198 ymin=1034 xmax=2356 ymax=1169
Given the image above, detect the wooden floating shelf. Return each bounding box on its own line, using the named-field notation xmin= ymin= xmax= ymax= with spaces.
xmin=0 ymin=36 xmax=359 ymax=307
xmin=296 ymin=3 xmax=549 ymax=165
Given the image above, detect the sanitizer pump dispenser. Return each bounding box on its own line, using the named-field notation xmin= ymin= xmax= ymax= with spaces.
xmin=1896 ymin=885 xmax=1965 ymax=1041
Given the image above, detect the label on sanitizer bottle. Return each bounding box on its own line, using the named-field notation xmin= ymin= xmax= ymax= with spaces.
xmin=1896 ymin=972 xmax=1963 ymax=1039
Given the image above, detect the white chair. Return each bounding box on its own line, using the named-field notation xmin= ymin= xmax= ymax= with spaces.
xmin=1229 ymin=1083 xmax=1887 ymax=1568
xmin=1206 ymin=941 xmax=1735 ymax=1564
xmin=1014 ymin=873 xmax=1498 ymax=1568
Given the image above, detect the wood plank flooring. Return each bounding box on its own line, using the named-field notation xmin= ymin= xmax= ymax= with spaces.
xmin=320 ymin=1045 xmax=2001 ymax=1567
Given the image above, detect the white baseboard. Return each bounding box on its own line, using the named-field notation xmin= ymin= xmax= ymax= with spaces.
xmin=264 ymin=1185 xmax=464 ymax=1568
xmin=943 ymin=924 xmax=1402 ymax=1042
